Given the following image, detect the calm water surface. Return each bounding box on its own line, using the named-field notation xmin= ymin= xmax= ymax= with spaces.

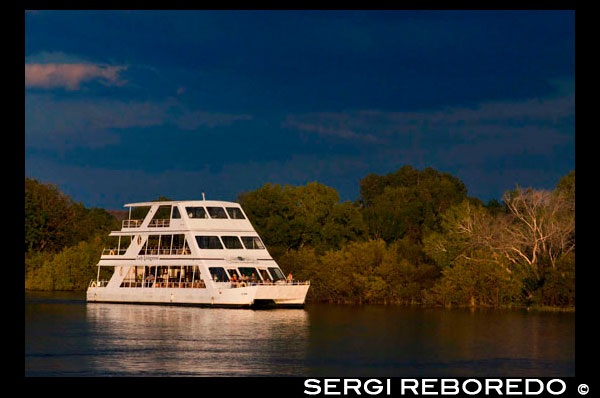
xmin=25 ymin=292 xmax=574 ymax=376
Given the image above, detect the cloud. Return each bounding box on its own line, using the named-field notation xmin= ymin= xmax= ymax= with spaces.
xmin=25 ymin=63 xmax=127 ymax=90
xmin=175 ymin=110 xmax=252 ymax=130
xmin=282 ymin=79 xmax=574 ymax=156
xmin=283 ymin=114 xmax=380 ymax=143
xmin=25 ymin=94 xmax=254 ymax=149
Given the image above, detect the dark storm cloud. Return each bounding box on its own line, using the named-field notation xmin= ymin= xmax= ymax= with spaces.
xmin=25 ymin=11 xmax=574 ymax=208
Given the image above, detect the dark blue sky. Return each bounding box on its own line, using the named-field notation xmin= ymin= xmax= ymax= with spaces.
xmin=25 ymin=10 xmax=574 ymax=209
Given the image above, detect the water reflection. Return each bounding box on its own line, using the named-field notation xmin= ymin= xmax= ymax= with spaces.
xmin=85 ymin=304 xmax=310 ymax=376
xmin=25 ymin=293 xmax=574 ymax=377
xmin=305 ymin=305 xmax=574 ymax=377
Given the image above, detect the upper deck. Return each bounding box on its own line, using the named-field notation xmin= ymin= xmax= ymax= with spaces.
xmin=118 ymin=200 xmax=256 ymax=233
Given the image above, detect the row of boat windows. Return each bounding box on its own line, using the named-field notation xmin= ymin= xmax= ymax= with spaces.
xmin=173 ymin=206 xmax=246 ymax=220
xmin=136 ymin=234 xmax=265 ymax=255
xmin=208 ymin=266 xmax=285 ymax=282
xmin=119 ymin=265 xmax=286 ymax=288
xmin=120 ymin=265 xmax=205 ymax=288
xmin=196 ymin=236 xmax=265 ymax=250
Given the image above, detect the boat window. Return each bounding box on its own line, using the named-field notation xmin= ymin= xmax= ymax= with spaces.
xmin=140 ymin=235 xmax=161 ymax=255
xmin=172 ymin=234 xmax=191 ymax=255
xmin=209 ymin=267 xmax=229 ymax=282
xmin=159 ymin=235 xmax=172 ymax=255
xmin=268 ymin=267 xmax=286 ymax=281
xmin=238 ymin=267 xmax=261 ymax=280
xmin=144 ymin=266 xmax=153 ymax=287
xmin=172 ymin=206 xmax=181 ymax=219
xmin=186 ymin=207 xmax=208 ymax=219
xmin=241 ymin=236 xmax=265 ymax=249
xmin=120 ymin=266 xmax=144 ymax=288
xmin=207 ymin=207 xmax=228 ymax=219
xmin=131 ymin=206 xmax=151 ymax=220
xmin=258 ymin=269 xmax=272 ymax=281
xmin=195 ymin=236 xmax=224 ymax=249
xmin=226 ymin=207 xmax=246 ymax=219
xmin=221 ymin=236 xmax=243 ymax=249
xmin=192 ymin=266 xmax=206 ymax=288
xmin=153 ymin=205 xmax=172 ymax=219
xmin=227 ymin=268 xmax=240 ymax=278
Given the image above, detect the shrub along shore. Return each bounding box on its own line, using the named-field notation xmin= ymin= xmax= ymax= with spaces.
xmin=25 ymin=166 xmax=575 ymax=309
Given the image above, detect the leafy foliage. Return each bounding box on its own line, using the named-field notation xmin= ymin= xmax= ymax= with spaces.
xmin=25 ymin=177 xmax=119 ymax=289
xmin=25 ymin=178 xmax=119 ymax=253
xmin=238 ymin=182 xmax=367 ymax=253
xmin=359 ymin=166 xmax=469 ymax=243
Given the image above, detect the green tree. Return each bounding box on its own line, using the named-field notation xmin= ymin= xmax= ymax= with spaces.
xmin=239 ymin=182 xmax=366 ymax=252
xmin=25 ymin=178 xmax=78 ymax=252
xmin=359 ymin=166 xmax=469 ymax=243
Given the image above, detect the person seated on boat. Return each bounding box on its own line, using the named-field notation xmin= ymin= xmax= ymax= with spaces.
xmin=250 ymin=273 xmax=259 ymax=285
xmin=287 ymin=273 xmax=293 ymax=283
xmin=145 ymin=273 xmax=155 ymax=287
xmin=230 ymin=273 xmax=239 ymax=288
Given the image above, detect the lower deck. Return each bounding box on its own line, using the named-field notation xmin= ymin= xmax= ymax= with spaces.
xmin=87 ymin=282 xmax=310 ymax=307
xmin=85 ymin=300 xmax=305 ymax=309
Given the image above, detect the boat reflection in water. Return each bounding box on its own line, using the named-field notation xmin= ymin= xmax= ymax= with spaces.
xmin=85 ymin=303 xmax=309 ymax=376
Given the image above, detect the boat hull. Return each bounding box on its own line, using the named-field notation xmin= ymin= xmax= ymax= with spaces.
xmin=86 ymin=284 xmax=309 ymax=308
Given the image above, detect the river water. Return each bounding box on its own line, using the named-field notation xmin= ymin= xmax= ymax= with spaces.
xmin=25 ymin=291 xmax=574 ymax=377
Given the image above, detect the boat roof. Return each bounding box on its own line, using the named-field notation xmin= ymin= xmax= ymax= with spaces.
xmin=124 ymin=200 xmax=241 ymax=208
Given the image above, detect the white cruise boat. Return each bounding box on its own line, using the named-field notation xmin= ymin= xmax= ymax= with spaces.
xmin=86 ymin=200 xmax=310 ymax=308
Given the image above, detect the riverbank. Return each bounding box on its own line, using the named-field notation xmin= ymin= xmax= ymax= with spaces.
xmin=25 ymin=288 xmax=574 ymax=312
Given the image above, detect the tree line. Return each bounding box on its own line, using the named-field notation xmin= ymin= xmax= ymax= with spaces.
xmin=25 ymin=178 xmax=119 ymax=290
xmin=24 ymin=167 xmax=575 ymax=308
xmin=239 ymin=167 xmax=574 ymax=308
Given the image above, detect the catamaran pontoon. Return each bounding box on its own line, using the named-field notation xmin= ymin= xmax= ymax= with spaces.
xmin=86 ymin=200 xmax=310 ymax=308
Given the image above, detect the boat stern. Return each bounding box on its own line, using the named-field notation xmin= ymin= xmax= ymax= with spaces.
xmin=251 ymin=282 xmax=310 ymax=307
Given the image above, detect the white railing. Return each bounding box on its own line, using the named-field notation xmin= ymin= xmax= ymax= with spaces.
xmin=139 ymin=247 xmax=190 ymax=256
xmin=102 ymin=248 xmax=127 ymax=256
xmin=122 ymin=219 xmax=143 ymax=228
xmin=148 ymin=219 xmax=170 ymax=228
xmin=120 ymin=280 xmax=207 ymax=289
xmin=123 ymin=219 xmax=170 ymax=228
xmin=226 ymin=280 xmax=310 ymax=288
xmin=89 ymin=279 xmax=110 ymax=288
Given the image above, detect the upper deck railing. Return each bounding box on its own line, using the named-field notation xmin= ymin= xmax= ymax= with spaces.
xmin=122 ymin=219 xmax=171 ymax=228
xmin=148 ymin=219 xmax=170 ymax=228
xmin=89 ymin=278 xmax=309 ymax=289
xmin=102 ymin=248 xmax=127 ymax=256
xmin=122 ymin=219 xmax=143 ymax=228
xmin=215 ymin=280 xmax=310 ymax=288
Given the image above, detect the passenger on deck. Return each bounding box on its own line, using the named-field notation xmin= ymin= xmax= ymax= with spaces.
xmin=145 ymin=273 xmax=155 ymax=287
xmin=250 ymin=273 xmax=258 ymax=285
xmin=287 ymin=273 xmax=293 ymax=283
xmin=230 ymin=273 xmax=239 ymax=288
